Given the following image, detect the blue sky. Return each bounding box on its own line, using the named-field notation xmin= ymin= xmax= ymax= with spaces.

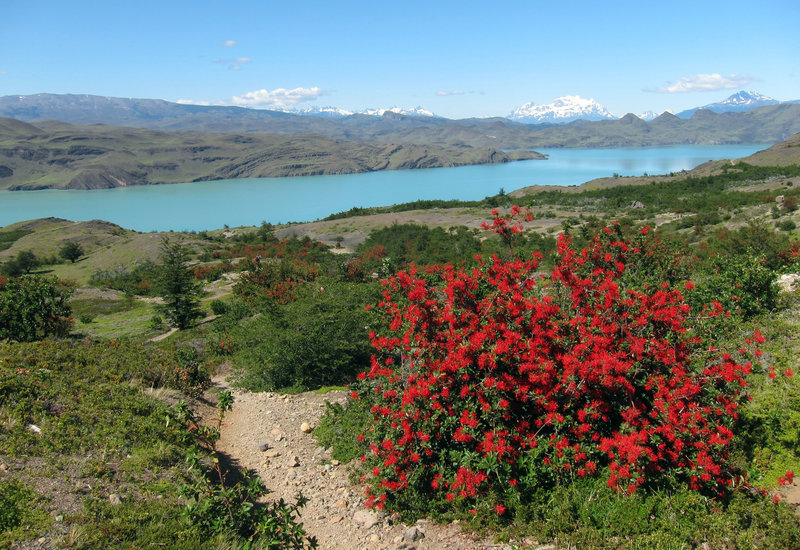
xmin=2 ymin=0 xmax=798 ymax=119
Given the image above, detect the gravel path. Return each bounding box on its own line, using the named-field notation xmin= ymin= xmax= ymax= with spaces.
xmin=211 ymin=374 xmax=517 ymax=550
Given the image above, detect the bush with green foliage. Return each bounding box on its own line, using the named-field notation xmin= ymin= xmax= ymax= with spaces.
xmin=209 ymin=299 xmax=229 ymax=316
xmin=233 ymin=279 xmax=379 ymax=392
xmin=1 ymin=249 xmax=41 ymax=277
xmin=356 ymin=223 xmax=483 ymax=268
xmin=688 ymin=252 xmax=779 ymax=321
xmin=90 ymin=261 xmax=160 ymax=296
xmin=0 ymin=275 xmax=73 ymax=342
xmin=0 ymin=479 xmax=49 ymax=543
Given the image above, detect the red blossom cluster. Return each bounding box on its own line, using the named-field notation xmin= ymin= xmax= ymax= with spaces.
xmin=480 ymin=205 xmax=533 ymax=249
xmin=354 ymin=211 xmax=769 ymax=514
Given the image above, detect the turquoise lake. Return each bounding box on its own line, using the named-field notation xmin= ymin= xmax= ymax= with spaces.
xmin=0 ymin=144 xmax=771 ymax=231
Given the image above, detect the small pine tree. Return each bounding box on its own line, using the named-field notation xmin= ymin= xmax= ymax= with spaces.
xmin=156 ymin=238 xmax=203 ymax=329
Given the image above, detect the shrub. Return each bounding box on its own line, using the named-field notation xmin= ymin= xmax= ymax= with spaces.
xmin=234 ymin=259 xmax=319 ymax=307
xmin=353 ymin=220 xmax=763 ymax=518
xmin=233 ymin=280 xmax=379 ymax=392
xmin=90 ymin=261 xmax=160 ymax=296
xmin=689 ymin=253 xmax=778 ymax=321
xmin=0 ymin=275 xmax=73 ymax=342
xmin=209 ymin=299 xmax=229 ymax=316
xmin=356 ymin=223 xmax=483 ymax=267
xmin=0 ymin=480 xmax=29 ymax=532
xmin=149 ymin=315 xmax=164 ymax=330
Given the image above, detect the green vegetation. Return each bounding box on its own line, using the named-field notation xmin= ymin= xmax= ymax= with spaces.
xmin=156 ymin=239 xmax=204 ymax=330
xmin=0 ymin=229 xmax=30 ymax=252
xmin=0 ymin=479 xmax=50 ymax=546
xmin=0 ymin=340 xmax=314 ymax=548
xmin=59 ymin=241 xmax=84 ymax=263
xmin=89 ymin=261 xmax=161 ymax=296
xmin=230 ymin=279 xmax=380 ymax=392
xmin=0 ymin=275 xmax=73 ymax=342
xmin=323 ymin=199 xmax=487 ymax=221
xmin=2 ymin=139 xmax=800 ymax=547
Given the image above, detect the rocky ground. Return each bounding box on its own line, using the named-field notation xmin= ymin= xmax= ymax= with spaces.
xmin=209 ymin=373 xmax=527 ymax=550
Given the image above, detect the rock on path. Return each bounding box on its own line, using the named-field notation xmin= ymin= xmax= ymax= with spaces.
xmin=211 ymin=374 xmax=515 ymax=549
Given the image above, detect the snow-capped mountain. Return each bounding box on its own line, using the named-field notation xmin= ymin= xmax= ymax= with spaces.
xmin=508 ymin=95 xmax=617 ymax=124
xmin=292 ymin=106 xmax=354 ymax=118
xmin=637 ymin=110 xmax=660 ymax=121
xmin=281 ymin=105 xmax=436 ymax=118
xmin=359 ymin=106 xmax=436 ymax=117
xmin=676 ymin=91 xmax=780 ymax=119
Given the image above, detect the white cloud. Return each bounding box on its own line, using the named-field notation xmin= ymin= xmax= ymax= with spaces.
xmin=233 ymin=57 xmax=251 ymax=64
xmin=436 ymin=90 xmax=466 ymax=96
xmin=222 ymin=40 xmax=236 ymax=47
xmin=231 ymin=87 xmax=328 ymax=108
xmin=648 ymin=73 xmax=758 ymax=93
xmin=176 ymin=99 xmax=211 ymax=105
xmin=229 ymin=65 xmax=242 ymax=71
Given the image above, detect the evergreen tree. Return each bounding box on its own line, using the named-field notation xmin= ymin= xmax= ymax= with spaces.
xmin=156 ymin=238 xmax=203 ymax=329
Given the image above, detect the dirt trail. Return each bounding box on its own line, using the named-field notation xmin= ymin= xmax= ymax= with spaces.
xmin=211 ymin=373 xmax=515 ymax=550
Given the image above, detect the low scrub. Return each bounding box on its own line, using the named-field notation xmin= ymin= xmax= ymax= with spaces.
xmin=0 ymin=339 xmax=314 ymax=548
xmin=231 ymin=279 xmax=380 ymax=392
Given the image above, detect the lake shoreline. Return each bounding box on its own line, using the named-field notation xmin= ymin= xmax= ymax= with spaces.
xmin=0 ymin=144 xmax=772 ymax=232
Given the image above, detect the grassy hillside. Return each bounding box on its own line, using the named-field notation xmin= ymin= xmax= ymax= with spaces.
xmin=0 ymin=119 xmax=542 ymax=191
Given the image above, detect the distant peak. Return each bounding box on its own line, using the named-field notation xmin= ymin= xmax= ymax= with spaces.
xmin=359 ymin=106 xmax=437 ymax=118
xmin=508 ymin=95 xmax=616 ymax=124
xmin=676 ymin=90 xmax=780 ymax=118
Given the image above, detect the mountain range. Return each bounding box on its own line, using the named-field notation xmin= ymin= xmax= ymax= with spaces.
xmin=283 ymin=105 xmax=437 ymax=118
xmin=2 ymin=93 xmax=800 ymax=150
xmin=286 ymin=91 xmax=797 ymax=124
xmin=507 ymin=91 xmax=797 ymax=124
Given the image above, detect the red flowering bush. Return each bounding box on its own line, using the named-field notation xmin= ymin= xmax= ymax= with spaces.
xmin=353 ymin=213 xmax=764 ymax=516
